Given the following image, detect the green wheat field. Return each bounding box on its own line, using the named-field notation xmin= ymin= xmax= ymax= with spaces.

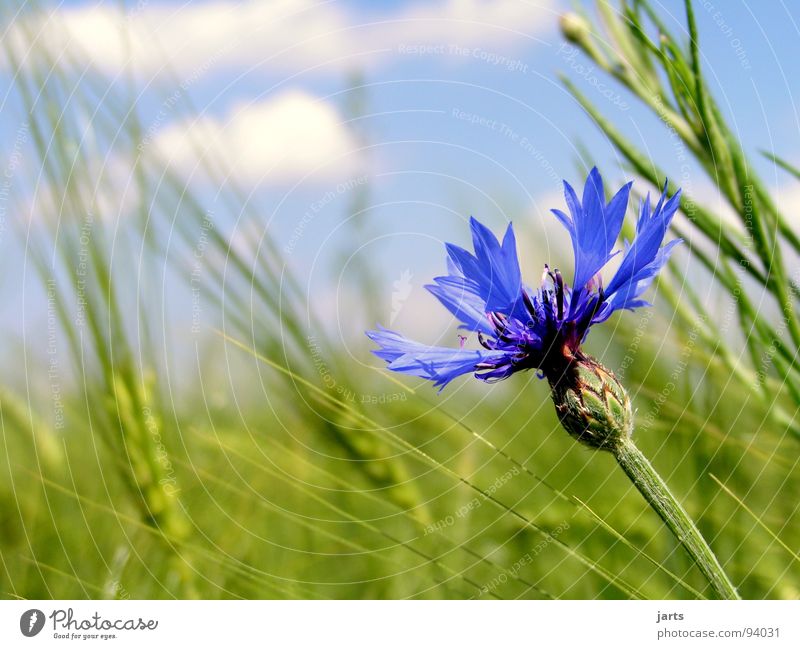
xmin=1 ymin=0 xmax=798 ymax=600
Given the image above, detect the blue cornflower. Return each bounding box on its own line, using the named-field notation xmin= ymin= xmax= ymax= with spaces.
xmin=366 ymin=167 xmax=740 ymax=599
xmin=367 ymin=168 xmax=681 ymax=394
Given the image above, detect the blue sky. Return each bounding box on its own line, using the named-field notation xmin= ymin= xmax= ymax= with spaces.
xmin=2 ymin=0 xmax=799 ymax=351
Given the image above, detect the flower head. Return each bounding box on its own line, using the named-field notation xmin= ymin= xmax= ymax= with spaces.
xmin=366 ymin=168 xmax=681 ymax=394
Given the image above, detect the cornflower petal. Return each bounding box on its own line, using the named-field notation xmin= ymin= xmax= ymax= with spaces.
xmin=367 ymin=171 xmax=681 ymax=391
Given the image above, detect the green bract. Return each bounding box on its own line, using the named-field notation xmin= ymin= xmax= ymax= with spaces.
xmin=549 ymin=354 xmax=632 ymax=451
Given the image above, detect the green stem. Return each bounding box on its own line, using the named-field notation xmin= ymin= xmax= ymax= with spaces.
xmin=612 ymin=437 xmax=740 ymax=600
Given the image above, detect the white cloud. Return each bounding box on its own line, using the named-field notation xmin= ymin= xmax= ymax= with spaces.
xmin=18 ymin=0 xmax=556 ymax=78
xmin=151 ymin=90 xmax=360 ymax=184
